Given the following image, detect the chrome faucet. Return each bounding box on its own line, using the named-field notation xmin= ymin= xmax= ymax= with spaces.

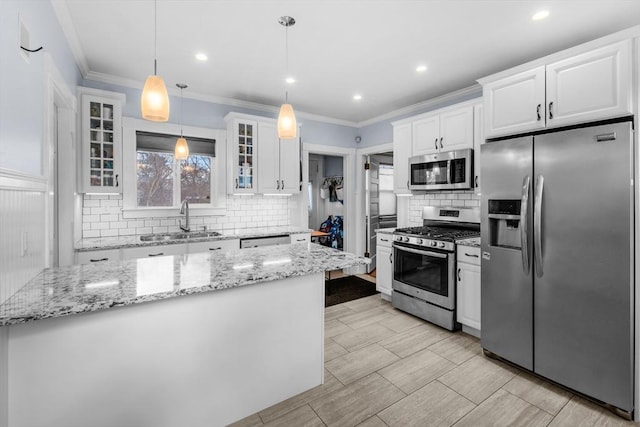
xmin=179 ymin=200 xmax=190 ymax=232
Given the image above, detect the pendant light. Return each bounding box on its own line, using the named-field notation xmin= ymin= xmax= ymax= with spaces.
xmin=174 ymin=83 xmax=189 ymax=160
xmin=141 ymin=0 xmax=170 ymax=122
xmin=277 ymin=16 xmax=297 ymax=139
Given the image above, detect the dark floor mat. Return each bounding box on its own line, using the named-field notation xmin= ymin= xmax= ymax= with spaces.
xmin=325 ymin=276 xmax=379 ymax=307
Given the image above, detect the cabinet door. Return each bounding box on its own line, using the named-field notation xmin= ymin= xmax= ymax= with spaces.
xmin=188 ymin=239 xmax=239 ymax=254
xmin=121 ymin=243 xmax=187 ymax=260
xmin=76 ymin=248 xmax=121 ymax=264
xmin=546 ymin=40 xmax=631 ymax=128
xmin=473 ymin=103 xmax=483 ymax=192
xmin=457 ymin=262 xmax=481 ymax=330
xmin=392 ymin=123 xmax=411 ymax=194
xmin=483 ymin=66 xmax=546 ymax=138
xmin=279 ymin=136 xmax=301 ymax=194
xmin=440 ymin=105 xmax=474 ymax=151
xmin=411 ymin=115 xmax=440 ymax=155
xmin=229 ymin=120 xmax=258 ymax=194
xmin=81 ymin=94 xmax=122 ymax=193
xmin=376 ymin=245 xmax=392 ymax=296
xmin=257 ymin=122 xmax=280 ymax=194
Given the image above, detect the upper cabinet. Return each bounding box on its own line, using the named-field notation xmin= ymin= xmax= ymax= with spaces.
xmin=392 ymin=122 xmax=412 ymax=194
xmin=78 ymin=87 xmax=125 ymax=193
xmin=481 ymin=39 xmax=632 ymax=138
xmin=225 ymin=113 xmax=300 ymax=195
xmin=412 ymin=104 xmax=474 ymax=155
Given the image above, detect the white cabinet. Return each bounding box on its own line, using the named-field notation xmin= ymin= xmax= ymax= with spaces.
xmin=412 ymin=105 xmax=474 ymax=155
xmin=78 ymin=88 xmax=124 ymax=193
xmin=76 ymin=248 xmax=121 ymax=264
xmin=392 ymin=122 xmax=411 ymax=194
xmin=226 ymin=117 xmax=257 ymax=194
xmin=482 ymin=40 xmax=631 ymax=138
xmin=456 ymin=245 xmax=481 ymax=335
xmin=257 ymin=122 xmax=300 ymax=194
xmin=121 ymin=243 xmax=187 ymax=260
xmin=188 ymin=239 xmax=239 ymax=254
xmin=376 ymin=233 xmax=393 ymax=298
xmin=290 ymin=233 xmax=311 ymax=244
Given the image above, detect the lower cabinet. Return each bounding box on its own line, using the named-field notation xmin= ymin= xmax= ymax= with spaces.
xmin=456 ymin=245 xmax=481 ymax=335
xmin=376 ymin=233 xmax=393 ymax=298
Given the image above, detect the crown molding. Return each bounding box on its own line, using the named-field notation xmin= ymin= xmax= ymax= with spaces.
xmin=356 ymin=84 xmax=482 ymax=128
xmin=50 ymin=0 xmax=90 ymax=78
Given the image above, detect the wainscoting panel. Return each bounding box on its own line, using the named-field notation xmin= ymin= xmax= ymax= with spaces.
xmin=0 ymin=171 xmax=47 ymax=305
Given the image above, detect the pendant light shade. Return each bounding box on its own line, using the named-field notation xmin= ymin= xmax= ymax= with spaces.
xmin=175 ymin=83 xmax=189 ymax=160
xmin=277 ymin=103 xmax=297 ymax=139
xmin=141 ymin=0 xmax=169 ymax=122
xmin=278 ymin=16 xmax=297 ymax=139
xmin=141 ymin=74 xmax=170 ymax=122
xmin=174 ymin=137 xmax=189 ymax=160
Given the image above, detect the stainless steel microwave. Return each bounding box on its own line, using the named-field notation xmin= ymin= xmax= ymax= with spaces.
xmin=409 ymin=148 xmax=474 ymax=191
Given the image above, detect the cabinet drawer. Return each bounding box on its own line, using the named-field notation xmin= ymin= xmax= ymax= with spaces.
xmin=188 ymin=239 xmax=239 ymax=254
xmin=376 ymin=233 xmax=393 ymax=248
xmin=76 ymin=248 xmax=121 ymax=264
xmin=290 ymin=233 xmax=311 ymax=244
xmin=457 ymin=246 xmax=481 ymax=265
xmin=121 ymin=243 xmax=187 ymax=260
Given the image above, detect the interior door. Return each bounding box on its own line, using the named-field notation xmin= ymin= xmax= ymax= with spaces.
xmin=365 ymin=156 xmax=379 ymax=271
xmin=533 ymin=122 xmax=633 ymax=411
xmin=480 ymin=137 xmax=533 ymax=370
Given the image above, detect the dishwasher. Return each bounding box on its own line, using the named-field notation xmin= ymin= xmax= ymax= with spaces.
xmin=239 ymin=234 xmax=291 ymax=249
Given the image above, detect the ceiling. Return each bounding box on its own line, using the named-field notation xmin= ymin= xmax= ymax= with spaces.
xmin=56 ymin=0 xmax=640 ymax=126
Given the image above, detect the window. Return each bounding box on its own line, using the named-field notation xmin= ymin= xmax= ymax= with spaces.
xmin=121 ymin=118 xmax=226 ymax=218
xmin=135 ymin=131 xmax=214 ymax=208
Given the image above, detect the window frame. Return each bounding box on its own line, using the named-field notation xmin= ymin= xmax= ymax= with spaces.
xmin=122 ymin=117 xmax=226 ymax=218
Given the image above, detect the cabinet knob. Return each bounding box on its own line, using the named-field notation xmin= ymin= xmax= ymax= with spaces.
xmin=536 ymin=104 xmax=541 ymax=121
xmin=548 ymin=101 xmax=554 ymax=119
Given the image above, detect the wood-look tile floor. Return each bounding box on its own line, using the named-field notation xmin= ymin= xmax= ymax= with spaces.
xmin=230 ymin=294 xmax=638 ymax=427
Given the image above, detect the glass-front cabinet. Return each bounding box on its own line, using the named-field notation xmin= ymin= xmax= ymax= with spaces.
xmin=79 ymin=88 xmax=124 ymax=193
xmin=226 ymin=115 xmax=258 ymax=194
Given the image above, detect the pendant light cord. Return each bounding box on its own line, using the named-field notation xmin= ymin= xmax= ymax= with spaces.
xmin=284 ymin=20 xmax=290 ymax=104
xmin=180 ymin=87 xmax=184 ymax=137
xmin=153 ymin=0 xmax=157 ymax=75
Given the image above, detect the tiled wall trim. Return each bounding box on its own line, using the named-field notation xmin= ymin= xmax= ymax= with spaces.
xmin=82 ymin=194 xmax=292 ymax=238
xmin=408 ymin=190 xmax=480 ymax=226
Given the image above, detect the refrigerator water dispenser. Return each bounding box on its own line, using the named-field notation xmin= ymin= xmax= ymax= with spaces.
xmin=488 ymin=199 xmax=522 ymax=249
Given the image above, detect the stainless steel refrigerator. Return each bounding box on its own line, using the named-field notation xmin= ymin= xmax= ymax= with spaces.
xmin=480 ymin=119 xmax=634 ymax=415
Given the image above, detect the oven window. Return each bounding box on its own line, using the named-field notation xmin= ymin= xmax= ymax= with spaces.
xmin=411 ymin=161 xmax=448 ymax=185
xmin=394 ymin=246 xmax=449 ymax=296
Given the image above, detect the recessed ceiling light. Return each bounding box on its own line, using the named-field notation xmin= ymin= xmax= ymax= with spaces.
xmin=285 ymin=76 xmax=296 ymax=84
xmin=195 ymin=53 xmax=208 ymax=61
xmin=532 ymin=10 xmax=550 ymax=21
xmin=416 ymin=65 xmax=427 ymax=73
xmin=353 ymin=94 xmax=362 ymax=101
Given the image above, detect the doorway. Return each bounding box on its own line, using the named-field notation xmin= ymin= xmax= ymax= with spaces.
xmin=308 ymin=154 xmax=344 ymax=250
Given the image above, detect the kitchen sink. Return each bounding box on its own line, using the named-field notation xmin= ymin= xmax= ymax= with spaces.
xmin=139 ymin=231 xmax=221 ymax=242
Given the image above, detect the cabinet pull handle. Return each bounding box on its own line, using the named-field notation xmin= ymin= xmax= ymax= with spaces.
xmin=235 ymin=178 xmax=239 ymax=189
xmin=434 ymin=138 xmax=438 ymax=150
xmin=115 ymin=174 xmax=119 ymax=187
xmin=90 ymin=258 xmax=108 ymax=262
xmin=465 ymin=252 xmax=479 ymax=258
xmin=276 ymin=180 xmax=280 ymax=190
xmin=536 ymin=104 xmax=541 ymax=121
xmin=209 ymin=247 xmax=222 ymax=251
xmin=548 ymin=101 xmax=554 ymax=119
xmin=457 ymin=268 xmax=461 ymax=281
xmin=439 ymin=137 xmax=443 ymax=149
xmin=281 ymin=180 xmax=284 ymax=189
xmin=296 ymin=238 xmax=305 ymax=242
xmin=475 ymin=176 xmax=478 ymax=188
xmin=380 ymin=238 xmax=389 ymax=242
xmin=406 ymin=180 xmax=409 ymax=189
xmin=389 ymin=252 xmax=393 ymax=263
xmin=148 ymin=252 xmax=164 ymax=257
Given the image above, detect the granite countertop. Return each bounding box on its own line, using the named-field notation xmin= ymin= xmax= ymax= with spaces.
xmin=0 ymin=243 xmax=368 ymax=326
xmin=456 ymin=237 xmax=481 ymax=247
xmin=76 ymin=226 xmax=312 ymax=251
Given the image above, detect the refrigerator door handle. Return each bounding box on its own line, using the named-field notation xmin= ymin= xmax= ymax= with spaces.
xmin=534 ymin=175 xmax=544 ymax=277
xmin=521 ymin=175 xmax=531 ymax=275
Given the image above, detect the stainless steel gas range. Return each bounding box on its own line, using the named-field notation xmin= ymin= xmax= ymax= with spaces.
xmin=392 ymin=206 xmax=480 ymax=331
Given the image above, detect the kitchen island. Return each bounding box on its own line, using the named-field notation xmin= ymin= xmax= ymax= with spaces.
xmin=0 ymin=243 xmax=369 ymax=427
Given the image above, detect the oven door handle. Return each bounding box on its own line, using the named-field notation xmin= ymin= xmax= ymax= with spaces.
xmin=393 ymin=245 xmax=448 ymax=258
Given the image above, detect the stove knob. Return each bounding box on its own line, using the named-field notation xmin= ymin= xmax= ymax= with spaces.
xmin=438 ymin=242 xmax=446 ymax=248
xmin=416 ymin=239 xmax=423 ymax=245
xmin=430 ymin=241 xmax=437 ymax=247
xmin=404 ymin=237 xmax=410 ymax=243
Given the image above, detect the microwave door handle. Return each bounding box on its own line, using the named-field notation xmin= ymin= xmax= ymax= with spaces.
xmin=394 ymin=245 xmax=448 ymax=259
xmin=447 ymin=160 xmax=453 ymax=184
xmin=520 ymin=175 xmax=530 ymax=275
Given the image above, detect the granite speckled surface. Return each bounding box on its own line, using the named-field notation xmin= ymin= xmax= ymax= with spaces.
xmin=456 ymin=237 xmax=481 ymax=247
xmin=0 ymin=243 xmax=368 ymax=326
xmin=76 ymin=226 xmax=312 ymax=251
